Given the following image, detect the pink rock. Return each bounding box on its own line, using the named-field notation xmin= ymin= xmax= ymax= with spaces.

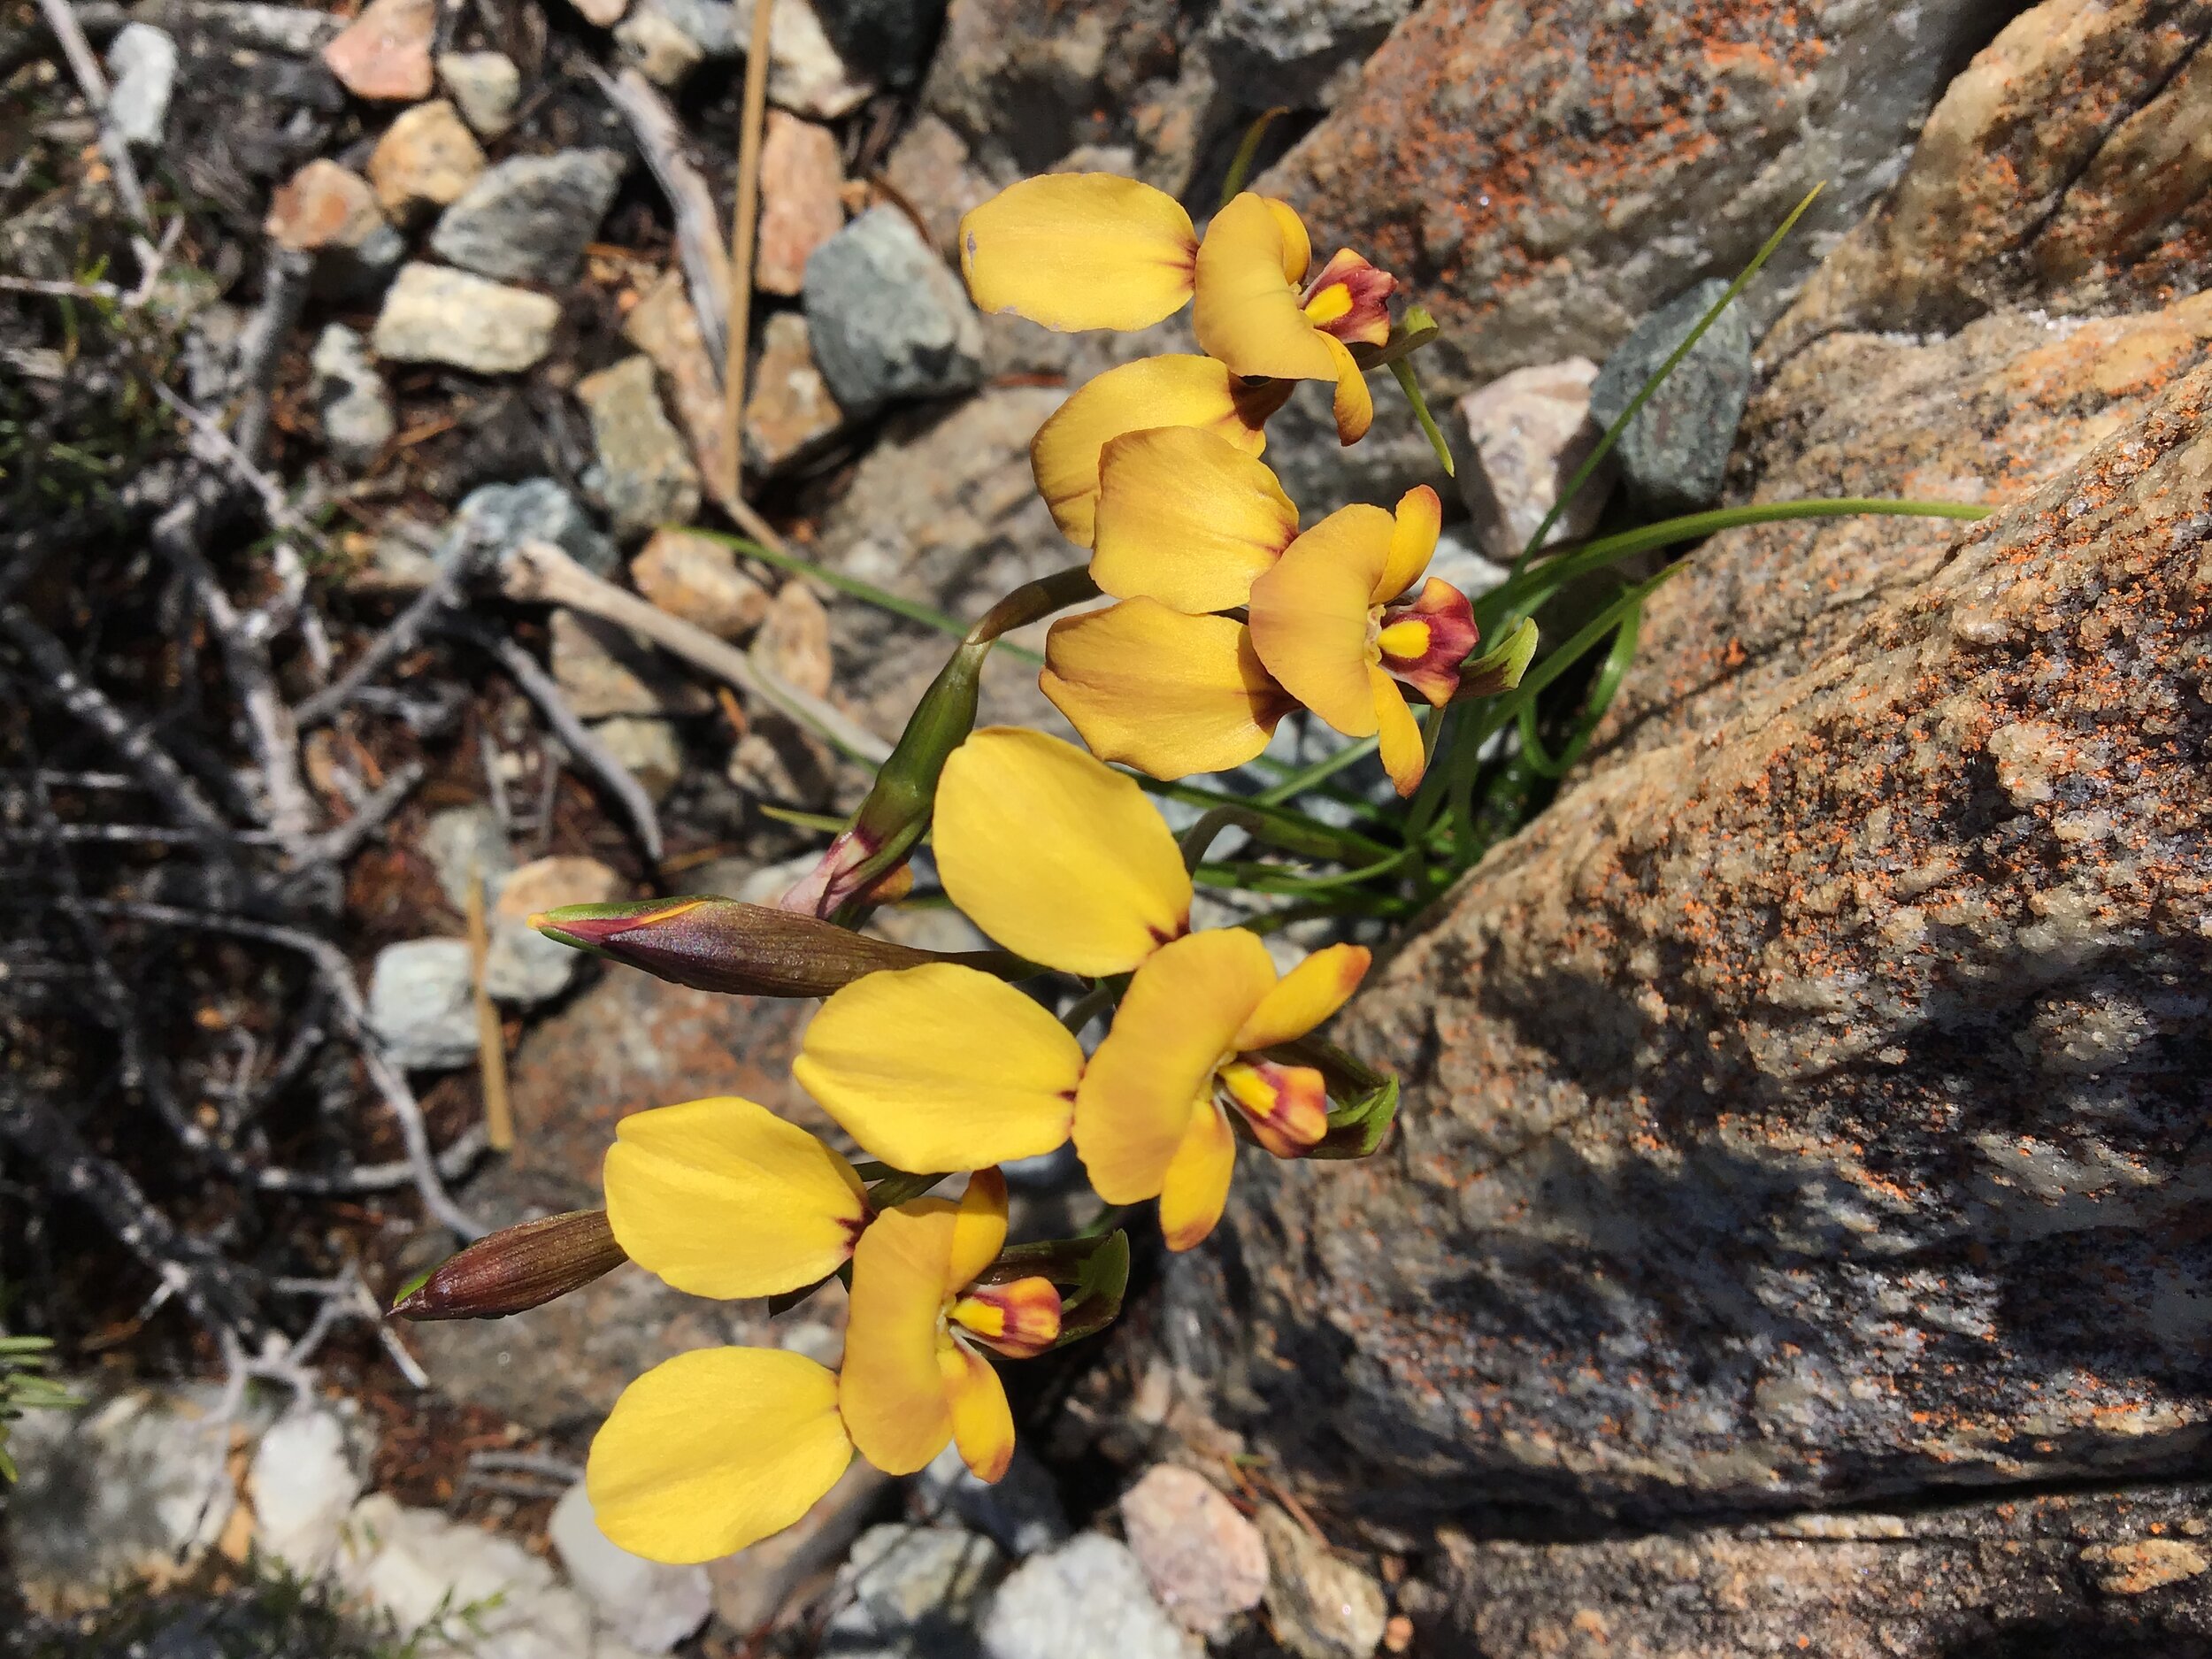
xmin=322 ymin=0 xmax=437 ymax=101
xmin=1119 ymin=1464 xmax=1269 ymax=1638
xmin=265 ymin=159 xmax=385 ymax=252
xmin=757 ymin=111 xmax=845 ymax=296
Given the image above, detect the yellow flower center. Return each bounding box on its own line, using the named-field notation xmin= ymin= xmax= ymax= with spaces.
xmin=1377 ymin=617 xmax=1431 ymax=662
xmin=1302 ymin=282 xmax=1354 ymax=327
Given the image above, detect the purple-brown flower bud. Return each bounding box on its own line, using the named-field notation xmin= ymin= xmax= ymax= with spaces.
xmin=531 ymin=896 xmax=998 ymax=997
xmin=390 ymin=1210 xmax=627 ymax=1321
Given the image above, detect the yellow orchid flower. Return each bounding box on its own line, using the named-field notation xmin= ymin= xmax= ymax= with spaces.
xmin=795 ymin=729 xmax=1371 ymax=1249
xmin=588 ymin=1168 xmax=1061 ymax=1563
xmin=960 ymin=173 xmax=1397 ymax=453
xmin=1247 ymin=483 xmax=1474 ymax=796
xmin=1039 ymin=474 xmax=1477 ymax=792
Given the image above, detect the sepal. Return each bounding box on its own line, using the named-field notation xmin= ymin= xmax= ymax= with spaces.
xmin=390 ymin=1209 xmax=627 ymax=1321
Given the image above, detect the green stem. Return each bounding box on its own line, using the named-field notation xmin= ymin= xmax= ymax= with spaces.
xmin=1220 ymin=107 xmax=1290 ymax=205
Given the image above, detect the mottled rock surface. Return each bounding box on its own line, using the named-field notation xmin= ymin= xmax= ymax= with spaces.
xmin=1166 ymin=360 xmax=2212 ymax=1522
xmin=1433 ymin=1485 xmax=2212 ymax=1658
xmin=1263 ymin=0 xmax=2015 ymax=392
xmin=1771 ymin=0 xmax=2212 ymax=357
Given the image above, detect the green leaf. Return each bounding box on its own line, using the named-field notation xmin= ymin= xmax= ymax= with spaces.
xmin=1054 ymin=1230 xmax=1132 ymax=1347
xmin=1221 ymin=107 xmax=1292 ymax=206
xmin=1310 ymin=1074 xmax=1400 ymax=1160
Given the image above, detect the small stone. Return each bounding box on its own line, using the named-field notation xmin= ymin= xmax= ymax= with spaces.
xmin=430 ymin=150 xmax=628 ymax=286
xmin=824 ymin=1525 xmax=1004 ymax=1655
xmin=437 ymin=50 xmax=521 ymax=135
xmin=625 ymin=271 xmax=728 ymax=498
xmin=265 ymin=158 xmax=386 ymax=253
xmin=917 ymin=1440 xmax=1070 ymax=1559
xmin=442 ymin=478 xmax=620 ymax=580
xmin=368 ymin=99 xmax=487 ymax=218
xmin=709 ymin=1460 xmax=892 ymax=1630
xmin=7 ymin=1383 xmax=245 ymax=1616
xmin=757 ymin=111 xmax=845 ymax=295
xmin=982 ymin=1533 xmax=1187 ymax=1659
xmin=757 ymin=579 xmax=833 ymax=697
xmin=880 ymin=112 xmax=995 ymax=257
xmin=310 ymin=323 xmax=396 ymax=470
xmin=551 ymin=607 xmax=713 ymax=718
xmin=1587 ymin=277 xmax=1754 ymax=518
xmin=365 ymin=938 xmax=479 ymax=1070
xmin=591 ymin=715 xmax=684 ymax=802
xmin=574 ymin=355 xmax=703 ymax=538
xmin=569 ymin=0 xmax=629 ymax=21
xmin=248 ymin=1409 xmax=363 ymax=1581
xmin=803 ymin=204 xmax=983 ymax=414
xmin=321 ymin=0 xmax=436 ymax=100
xmin=485 ymin=855 xmax=624 ymax=1005
xmin=632 ymin=527 xmax=770 ymax=639
xmin=371 ymin=263 xmax=560 ymax=374
xmin=104 ymin=24 xmax=178 ymax=147
xmin=421 ymin=803 xmax=512 ymax=911
xmin=549 ymin=1480 xmax=712 ymax=1652
xmin=651 ymin=0 xmax=874 ymax=119
xmin=1119 ymin=1464 xmax=1268 ymax=1638
xmin=1256 ymin=1506 xmax=1388 ymax=1659
xmin=336 ymin=1494 xmax=602 ymax=1655
xmin=743 ymin=310 xmax=848 ymax=472
xmin=616 ymin=6 xmax=705 ymax=84
xmin=1455 ymin=357 xmax=1612 ymax=561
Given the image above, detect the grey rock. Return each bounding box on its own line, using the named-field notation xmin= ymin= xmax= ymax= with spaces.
xmin=246 ymin=1408 xmax=366 ymax=1580
xmin=573 ymin=355 xmax=702 ymax=538
xmin=365 ymin=938 xmax=477 ymax=1070
xmin=134 ymin=0 xmax=343 ymax=55
xmin=6 ymin=1383 xmax=255 ymax=1617
xmin=334 ymin=1494 xmax=603 ymax=1656
xmin=649 ymin=0 xmax=874 ymax=117
xmin=481 ymin=922 xmax=583 ymax=1006
xmin=1203 ymin=0 xmax=1413 ymax=107
xmin=914 ymin=1441 xmax=1069 ymax=1558
xmin=309 ymin=323 xmax=395 ymax=470
xmin=803 ymin=205 xmax=984 ymax=415
xmin=420 ymin=804 xmax=513 ymax=911
xmin=1256 ymin=1506 xmax=1386 ymax=1659
xmin=1161 ymin=356 xmax=2212 ymax=1523
xmin=1439 ymin=1484 xmax=2212 ymax=1659
xmin=549 ymin=1480 xmax=712 ymax=1653
xmin=710 ymin=1460 xmax=894 ymax=1631
xmin=812 ymin=0 xmax=942 ymax=88
xmin=105 ymin=24 xmax=180 ymax=147
xmin=823 ymin=1524 xmax=1003 ymax=1657
xmin=370 ymin=263 xmax=560 ymax=374
xmin=436 ymin=50 xmax=520 ymax=135
xmin=428 ymin=150 xmax=627 ymax=286
xmin=442 ymin=478 xmax=618 ymax=579
xmin=980 ymin=1534 xmax=1187 ymax=1659
xmin=1586 ymin=278 xmax=1752 ymax=518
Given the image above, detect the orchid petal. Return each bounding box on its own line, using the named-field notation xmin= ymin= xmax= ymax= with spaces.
xmin=959 ymin=173 xmax=1197 ymax=333
xmin=1041 ymin=602 xmax=1290 ymax=781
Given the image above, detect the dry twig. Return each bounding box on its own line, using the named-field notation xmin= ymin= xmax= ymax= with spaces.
xmin=590 ymin=65 xmax=729 ymax=372
xmin=464 ymin=864 xmax=514 ymax=1153
xmin=721 ymin=0 xmax=776 ymax=504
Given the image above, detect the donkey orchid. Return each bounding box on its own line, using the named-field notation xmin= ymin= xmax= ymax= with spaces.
xmin=960 ymin=173 xmax=1397 ymax=449
xmin=795 ymin=730 xmax=1369 ymax=1249
xmin=588 ymin=1169 xmax=1059 ymax=1563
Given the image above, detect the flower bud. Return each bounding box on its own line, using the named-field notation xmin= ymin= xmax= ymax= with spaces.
xmin=532 ymin=897 xmax=987 ymax=998
xmin=390 ymin=1209 xmax=627 ymax=1321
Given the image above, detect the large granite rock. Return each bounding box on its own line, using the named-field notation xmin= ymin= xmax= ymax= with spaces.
xmin=1770 ymin=0 xmax=2212 ymax=357
xmin=1163 ymin=356 xmax=2212 ymax=1524
xmin=1261 ymin=0 xmax=2015 ymax=394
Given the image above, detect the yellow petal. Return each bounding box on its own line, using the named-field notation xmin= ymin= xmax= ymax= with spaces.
xmin=1375 ymin=484 xmax=1442 ymax=603
xmin=1158 ymin=1099 xmax=1236 ymax=1252
xmin=841 ymin=1200 xmax=957 ymax=1475
xmin=1232 ymin=942 xmax=1371 ymax=1052
xmin=1041 ymin=602 xmax=1290 ymax=781
xmin=1372 ymin=669 xmax=1425 ymax=795
xmin=1193 ymin=194 xmax=1338 ymax=383
xmin=941 ymin=1340 xmax=1015 ymax=1483
xmin=1092 ymin=426 xmax=1299 ymax=614
xmin=959 ymin=173 xmax=1197 ymax=334
xmin=1262 ymin=196 xmax=1312 ymax=284
xmin=1325 ymin=334 xmax=1374 ymax=445
xmin=935 ymin=727 xmax=1190 ymax=975
xmin=1073 ymin=929 xmax=1276 ymax=1204
xmin=1246 ymin=504 xmax=1394 ymax=735
xmin=588 ymin=1348 xmax=851 ymax=1564
xmin=1031 ymin=356 xmax=1288 ymax=548
xmin=949 ymin=1167 xmax=1008 ymax=1291
xmin=603 ymin=1097 xmax=868 ymax=1300
xmin=795 ymin=965 xmax=1081 ymax=1171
